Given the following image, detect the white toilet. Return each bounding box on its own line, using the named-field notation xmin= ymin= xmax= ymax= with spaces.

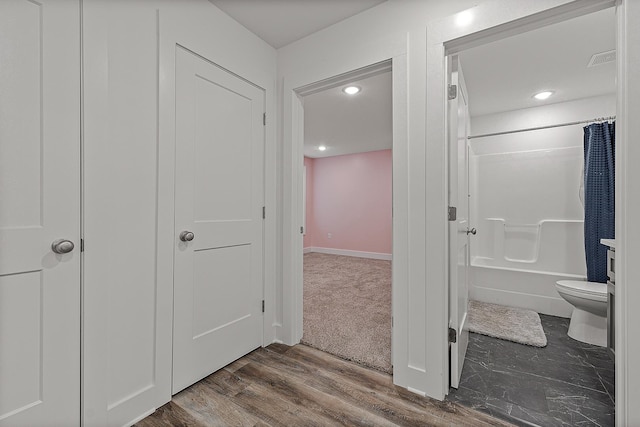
xmin=555 ymin=280 xmax=608 ymax=347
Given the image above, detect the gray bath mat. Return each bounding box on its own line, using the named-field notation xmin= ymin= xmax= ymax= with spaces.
xmin=467 ymin=300 xmax=547 ymax=347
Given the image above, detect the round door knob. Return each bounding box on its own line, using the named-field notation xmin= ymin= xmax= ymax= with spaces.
xmin=467 ymin=228 xmax=477 ymax=236
xmin=179 ymin=231 xmax=195 ymax=242
xmin=51 ymin=239 xmax=75 ymax=254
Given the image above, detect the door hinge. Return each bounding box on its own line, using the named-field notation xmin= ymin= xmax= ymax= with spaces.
xmin=262 ymin=300 xmax=265 ymax=313
xmin=263 ymin=113 xmax=266 ymax=126
xmin=448 ymin=327 xmax=457 ymax=343
xmin=448 ymin=206 xmax=457 ymax=221
xmin=80 ymin=238 xmax=84 ymax=252
xmin=262 ymin=206 xmax=266 ymax=219
xmin=448 ymin=84 xmax=457 ymax=100
xmin=300 ymin=226 xmax=304 ymax=234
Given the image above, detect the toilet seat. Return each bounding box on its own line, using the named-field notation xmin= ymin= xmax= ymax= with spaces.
xmin=556 ymin=280 xmax=607 ymax=302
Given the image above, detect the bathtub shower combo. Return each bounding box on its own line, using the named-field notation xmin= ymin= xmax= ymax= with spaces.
xmin=468 ymin=100 xmax=615 ymax=347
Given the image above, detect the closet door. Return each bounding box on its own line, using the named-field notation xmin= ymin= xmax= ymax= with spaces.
xmin=172 ymin=47 xmax=265 ymax=394
xmin=0 ymin=0 xmax=81 ymax=426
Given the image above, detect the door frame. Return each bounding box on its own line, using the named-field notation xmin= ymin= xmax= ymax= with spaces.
xmin=293 ymin=59 xmax=397 ymax=368
xmin=282 ymin=57 xmax=408 ymax=382
xmin=428 ymin=0 xmax=634 ymax=417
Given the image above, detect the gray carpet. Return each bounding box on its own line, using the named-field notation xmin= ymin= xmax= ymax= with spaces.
xmin=302 ymin=252 xmax=392 ymax=373
xmin=467 ymin=300 xmax=547 ymax=347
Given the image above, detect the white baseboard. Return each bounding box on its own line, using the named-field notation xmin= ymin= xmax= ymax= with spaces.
xmin=471 ymin=286 xmax=573 ymax=318
xmin=303 ymin=247 xmax=392 ymax=261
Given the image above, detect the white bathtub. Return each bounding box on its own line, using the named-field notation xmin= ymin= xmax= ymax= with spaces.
xmin=470 ymin=260 xmax=579 ymax=318
xmin=469 ymin=216 xmax=587 ymax=318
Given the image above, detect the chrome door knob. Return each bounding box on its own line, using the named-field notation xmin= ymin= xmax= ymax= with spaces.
xmin=466 ymin=228 xmax=477 ymax=235
xmin=179 ymin=231 xmax=195 ymax=242
xmin=51 ymin=239 xmax=75 ymax=254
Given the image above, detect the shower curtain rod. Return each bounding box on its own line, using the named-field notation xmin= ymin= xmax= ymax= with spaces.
xmin=468 ymin=115 xmax=616 ymax=140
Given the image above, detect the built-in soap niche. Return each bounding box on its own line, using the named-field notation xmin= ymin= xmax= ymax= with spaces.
xmin=503 ymin=223 xmax=540 ymax=263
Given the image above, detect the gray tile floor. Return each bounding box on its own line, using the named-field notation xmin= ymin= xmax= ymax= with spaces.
xmin=448 ymin=315 xmax=615 ymax=426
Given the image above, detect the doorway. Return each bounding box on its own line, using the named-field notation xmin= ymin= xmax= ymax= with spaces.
xmin=296 ymin=61 xmax=394 ymax=374
xmin=445 ymin=6 xmax=616 ymax=426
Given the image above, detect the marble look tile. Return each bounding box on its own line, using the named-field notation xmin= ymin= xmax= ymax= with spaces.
xmin=459 ymin=361 xmax=549 ymax=413
xmin=448 ymin=386 xmax=522 ymax=426
xmin=582 ymin=348 xmax=616 ymax=370
xmin=508 ymin=404 xmax=566 ymax=427
xmin=450 ymin=385 xmax=551 ymax=427
xmin=596 ymin=367 xmax=615 ymax=403
xmin=545 ymin=388 xmax=615 ymax=426
xmin=449 ymin=314 xmax=615 ymax=427
xmin=494 ymin=355 xmax=606 ymax=393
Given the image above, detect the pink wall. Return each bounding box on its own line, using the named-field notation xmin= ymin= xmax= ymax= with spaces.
xmin=304 ymin=150 xmax=392 ymax=254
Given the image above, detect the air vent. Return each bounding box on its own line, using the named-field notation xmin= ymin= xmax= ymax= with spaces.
xmin=587 ymin=50 xmax=616 ymax=67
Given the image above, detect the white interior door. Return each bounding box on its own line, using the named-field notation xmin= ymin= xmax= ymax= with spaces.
xmin=448 ymin=55 xmax=471 ymax=389
xmin=173 ymin=47 xmax=265 ymax=394
xmin=0 ymin=0 xmax=80 ymax=425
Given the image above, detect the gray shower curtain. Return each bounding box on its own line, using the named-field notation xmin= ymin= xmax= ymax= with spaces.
xmin=584 ymin=121 xmax=615 ymax=283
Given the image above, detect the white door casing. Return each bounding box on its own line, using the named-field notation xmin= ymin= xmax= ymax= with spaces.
xmin=302 ymin=165 xmax=307 ymax=236
xmin=0 ymin=0 xmax=80 ymax=425
xmin=448 ymin=55 xmax=470 ymax=389
xmin=172 ymin=47 xmax=265 ymax=394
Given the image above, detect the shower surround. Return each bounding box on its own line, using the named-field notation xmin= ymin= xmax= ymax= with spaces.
xmin=469 ymin=95 xmax=615 ymax=317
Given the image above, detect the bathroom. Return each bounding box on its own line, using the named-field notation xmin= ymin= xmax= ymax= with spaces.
xmin=449 ymin=7 xmax=617 ymax=426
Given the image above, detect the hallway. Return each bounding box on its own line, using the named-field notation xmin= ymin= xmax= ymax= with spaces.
xmin=137 ymin=344 xmax=512 ymax=426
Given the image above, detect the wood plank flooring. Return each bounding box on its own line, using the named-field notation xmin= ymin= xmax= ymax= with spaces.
xmin=136 ymin=344 xmax=513 ymax=427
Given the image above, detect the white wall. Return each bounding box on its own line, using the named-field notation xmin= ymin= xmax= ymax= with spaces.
xmin=468 ymin=94 xmax=615 ymax=316
xmin=278 ymin=0 xmax=638 ymax=403
xmin=79 ymin=0 xmax=640 ymax=423
xmin=82 ymin=1 xmax=276 ymax=425
xmin=276 ymin=0 xmax=479 ymax=397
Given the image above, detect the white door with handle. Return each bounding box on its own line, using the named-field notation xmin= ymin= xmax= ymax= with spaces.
xmin=172 ymin=47 xmax=265 ymax=394
xmin=448 ymin=55 xmax=471 ymax=389
xmin=0 ymin=0 xmax=80 ymax=425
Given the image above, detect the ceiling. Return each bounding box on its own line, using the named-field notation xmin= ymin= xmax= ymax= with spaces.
xmin=458 ymin=7 xmax=616 ymax=117
xmin=209 ymin=2 xmax=616 ymax=158
xmin=303 ymin=71 xmax=392 ymax=158
xmin=303 ymin=7 xmax=615 ymax=158
xmin=209 ymin=0 xmax=387 ymax=49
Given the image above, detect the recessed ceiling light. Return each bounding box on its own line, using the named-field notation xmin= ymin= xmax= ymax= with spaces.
xmin=456 ymin=10 xmax=474 ymax=27
xmin=318 ymin=145 xmax=327 ymax=151
xmin=533 ymin=91 xmax=554 ymax=100
xmin=343 ymin=86 xmax=361 ymax=95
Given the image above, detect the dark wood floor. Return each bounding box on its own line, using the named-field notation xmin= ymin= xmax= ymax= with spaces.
xmin=137 ymin=343 xmax=512 ymax=426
